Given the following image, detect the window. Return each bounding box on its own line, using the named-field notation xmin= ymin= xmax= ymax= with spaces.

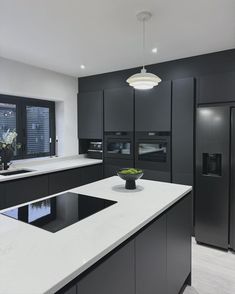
xmin=0 ymin=94 xmax=55 ymax=159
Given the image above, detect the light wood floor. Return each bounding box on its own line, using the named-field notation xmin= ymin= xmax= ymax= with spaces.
xmin=184 ymin=239 xmax=235 ymax=294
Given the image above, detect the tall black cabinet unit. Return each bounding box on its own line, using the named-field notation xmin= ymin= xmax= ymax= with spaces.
xmin=135 ymin=81 xmax=171 ymax=132
xmin=172 ymin=78 xmax=194 ymax=186
xmin=78 ymin=91 xmax=103 ymax=139
xmin=195 ymin=106 xmax=230 ymax=249
xmin=104 ymin=87 xmax=134 ymax=177
xmin=230 ymin=108 xmax=235 ymax=251
xmin=135 ymin=81 xmax=172 ymax=182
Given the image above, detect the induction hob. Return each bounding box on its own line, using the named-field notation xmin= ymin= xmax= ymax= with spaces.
xmin=1 ymin=192 xmax=117 ymax=233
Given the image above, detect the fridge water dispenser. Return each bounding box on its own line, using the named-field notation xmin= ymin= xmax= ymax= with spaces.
xmin=202 ymin=153 xmax=222 ymax=176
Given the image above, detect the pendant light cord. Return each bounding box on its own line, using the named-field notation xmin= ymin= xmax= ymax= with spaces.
xmin=142 ymin=18 xmax=146 ymax=69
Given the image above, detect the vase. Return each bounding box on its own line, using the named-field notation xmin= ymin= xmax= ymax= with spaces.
xmin=0 ymin=148 xmax=14 ymax=170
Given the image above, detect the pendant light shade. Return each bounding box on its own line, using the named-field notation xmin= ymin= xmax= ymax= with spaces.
xmin=127 ymin=11 xmax=161 ymax=90
xmin=127 ymin=68 xmax=161 ymax=90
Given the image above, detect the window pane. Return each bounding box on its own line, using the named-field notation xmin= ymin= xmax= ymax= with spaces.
xmin=26 ymin=106 xmax=50 ymax=155
xmin=0 ymin=103 xmax=16 ymax=138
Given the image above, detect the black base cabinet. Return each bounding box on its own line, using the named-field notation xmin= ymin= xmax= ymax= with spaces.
xmin=0 ymin=164 xmax=103 ymax=210
xmin=0 ymin=183 xmax=6 ymax=210
xmin=58 ymin=193 xmax=192 ymax=294
xmin=167 ymin=194 xmax=192 ymax=294
xmin=136 ymin=215 xmax=167 ymax=294
xmin=5 ymin=175 xmax=49 ymax=208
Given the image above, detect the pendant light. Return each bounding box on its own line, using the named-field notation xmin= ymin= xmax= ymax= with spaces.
xmin=127 ymin=11 xmax=161 ymax=90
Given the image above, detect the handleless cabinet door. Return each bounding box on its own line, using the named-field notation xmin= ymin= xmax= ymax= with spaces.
xmin=135 ymin=81 xmax=171 ymax=131
xmin=230 ymin=108 xmax=235 ymax=250
xmin=104 ymin=87 xmax=134 ymax=131
xmin=49 ymin=168 xmax=83 ymax=194
xmin=77 ymin=241 xmax=135 ymax=294
xmin=136 ymin=215 xmax=167 ymax=294
xmin=78 ymin=91 xmax=103 ymax=139
xmin=5 ymin=175 xmax=49 ymax=208
xmin=167 ymin=194 xmax=192 ymax=294
xmin=197 ymin=71 xmax=235 ymax=104
xmin=172 ymin=78 xmax=194 ymax=186
xmin=0 ymin=183 xmax=6 ymax=210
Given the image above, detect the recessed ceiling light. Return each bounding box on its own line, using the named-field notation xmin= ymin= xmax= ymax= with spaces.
xmin=80 ymin=64 xmax=85 ymax=69
xmin=152 ymin=48 xmax=158 ymax=54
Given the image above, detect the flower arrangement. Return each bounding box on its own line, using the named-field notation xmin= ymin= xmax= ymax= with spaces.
xmin=0 ymin=129 xmax=21 ymax=170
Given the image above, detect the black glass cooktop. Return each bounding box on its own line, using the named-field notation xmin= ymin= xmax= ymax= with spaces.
xmin=1 ymin=193 xmax=117 ymax=233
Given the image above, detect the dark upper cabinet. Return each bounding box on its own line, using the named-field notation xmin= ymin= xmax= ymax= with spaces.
xmin=104 ymin=87 xmax=134 ymax=131
xmin=135 ymin=81 xmax=171 ymax=131
xmin=135 ymin=215 xmax=167 ymax=294
xmin=77 ymin=241 xmax=135 ymax=294
xmin=5 ymin=175 xmax=49 ymax=208
xmin=0 ymin=183 xmax=6 ymax=210
xmin=78 ymin=91 xmax=103 ymax=139
xmin=197 ymin=71 xmax=235 ymax=104
xmin=167 ymin=194 xmax=192 ymax=294
xmin=172 ymin=78 xmax=195 ymax=185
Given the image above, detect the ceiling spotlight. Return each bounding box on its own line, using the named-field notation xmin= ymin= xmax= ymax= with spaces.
xmin=80 ymin=65 xmax=85 ymax=69
xmin=152 ymin=48 xmax=158 ymax=54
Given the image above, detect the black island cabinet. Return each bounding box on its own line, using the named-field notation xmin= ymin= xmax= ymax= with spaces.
xmin=58 ymin=193 xmax=192 ymax=294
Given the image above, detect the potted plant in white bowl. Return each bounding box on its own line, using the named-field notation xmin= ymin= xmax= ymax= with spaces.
xmin=0 ymin=129 xmax=21 ymax=170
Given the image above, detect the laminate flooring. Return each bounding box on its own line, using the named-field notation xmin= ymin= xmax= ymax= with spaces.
xmin=184 ymin=239 xmax=235 ymax=294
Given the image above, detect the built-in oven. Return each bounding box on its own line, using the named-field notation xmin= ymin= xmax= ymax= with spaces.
xmin=135 ymin=132 xmax=171 ymax=172
xmin=104 ymin=132 xmax=134 ymax=160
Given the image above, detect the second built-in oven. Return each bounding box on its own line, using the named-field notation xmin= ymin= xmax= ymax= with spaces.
xmin=135 ymin=132 xmax=171 ymax=172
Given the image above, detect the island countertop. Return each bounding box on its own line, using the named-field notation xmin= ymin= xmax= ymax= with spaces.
xmin=0 ymin=155 xmax=102 ymax=182
xmin=0 ymin=176 xmax=192 ymax=294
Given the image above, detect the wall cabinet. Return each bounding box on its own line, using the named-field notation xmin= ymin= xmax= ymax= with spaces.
xmin=0 ymin=183 xmax=6 ymax=210
xmin=104 ymin=87 xmax=134 ymax=131
xmin=136 ymin=215 xmax=167 ymax=294
xmin=197 ymin=71 xmax=235 ymax=104
xmin=78 ymin=91 xmax=103 ymax=139
xmin=172 ymin=78 xmax=194 ymax=186
xmin=77 ymin=241 xmax=135 ymax=294
xmin=135 ymin=81 xmax=171 ymax=132
xmin=58 ymin=193 xmax=192 ymax=294
xmin=5 ymin=175 xmax=49 ymax=208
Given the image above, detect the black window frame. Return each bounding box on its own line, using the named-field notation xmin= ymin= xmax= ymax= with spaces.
xmin=0 ymin=94 xmax=55 ymax=159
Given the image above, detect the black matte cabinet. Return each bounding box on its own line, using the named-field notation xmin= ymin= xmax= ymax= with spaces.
xmin=77 ymin=241 xmax=135 ymax=294
xmin=104 ymin=87 xmax=134 ymax=131
xmin=172 ymin=78 xmax=194 ymax=186
xmin=81 ymin=164 xmax=103 ymax=185
xmin=0 ymin=183 xmax=6 ymax=210
xmin=78 ymin=91 xmax=103 ymax=139
xmin=136 ymin=215 xmax=167 ymax=294
xmin=5 ymin=175 xmax=49 ymax=208
xmin=49 ymin=165 xmax=103 ymax=195
xmin=197 ymin=71 xmax=235 ymax=104
xmin=104 ymin=159 xmax=132 ymax=178
xmin=135 ymin=81 xmax=171 ymax=131
xmin=167 ymin=195 xmax=192 ymax=294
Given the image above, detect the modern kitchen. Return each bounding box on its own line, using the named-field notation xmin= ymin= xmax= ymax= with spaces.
xmin=0 ymin=1 xmax=235 ymax=294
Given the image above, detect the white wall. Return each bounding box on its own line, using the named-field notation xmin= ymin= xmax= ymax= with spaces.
xmin=0 ymin=57 xmax=78 ymax=156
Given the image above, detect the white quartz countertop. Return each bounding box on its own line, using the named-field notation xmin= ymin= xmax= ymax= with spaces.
xmin=0 ymin=155 xmax=102 ymax=182
xmin=0 ymin=176 xmax=192 ymax=294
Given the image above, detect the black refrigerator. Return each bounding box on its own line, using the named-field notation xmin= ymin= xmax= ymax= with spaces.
xmin=195 ymin=105 xmax=235 ymax=250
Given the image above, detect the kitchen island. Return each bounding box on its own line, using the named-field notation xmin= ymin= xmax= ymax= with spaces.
xmin=0 ymin=176 xmax=192 ymax=294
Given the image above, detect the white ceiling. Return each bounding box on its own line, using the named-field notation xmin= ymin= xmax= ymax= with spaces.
xmin=0 ymin=0 xmax=235 ymax=77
